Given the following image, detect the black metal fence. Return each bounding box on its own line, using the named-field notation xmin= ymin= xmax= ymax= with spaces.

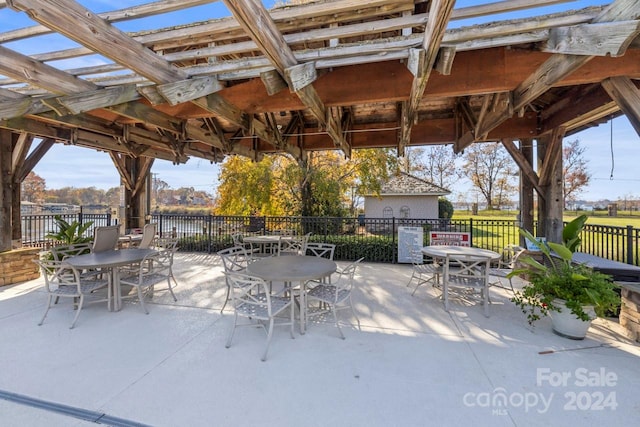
xmin=20 ymin=212 xmax=640 ymax=266
xmin=21 ymin=212 xmax=114 ymax=249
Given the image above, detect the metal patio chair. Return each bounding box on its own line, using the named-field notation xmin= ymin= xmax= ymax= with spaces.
xmin=224 ymin=271 xmax=295 ymax=361
xmin=35 ymin=259 xmax=109 ymax=329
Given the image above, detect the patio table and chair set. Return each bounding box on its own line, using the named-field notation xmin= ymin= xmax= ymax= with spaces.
xmin=219 ymin=232 xmax=363 ymax=361
xmin=35 ymin=223 xmax=179 ymax=328
xmin=34 ymin=225 xmax=527 ymax=361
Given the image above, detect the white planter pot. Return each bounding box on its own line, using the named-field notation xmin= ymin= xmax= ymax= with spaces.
xmin=549 ymin=299 xmax=595 ymax=340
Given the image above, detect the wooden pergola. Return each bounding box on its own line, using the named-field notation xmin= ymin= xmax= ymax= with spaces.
xmin=1 ymin=0 xmax=639 ymax=252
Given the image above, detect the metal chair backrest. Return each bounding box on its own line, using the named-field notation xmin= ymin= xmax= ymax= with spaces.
xmin=305 ymin=242 xmax=336 ymax=260
xmin=50 ymin=243 xmax=92 ymax=261
xmin=218 ymin=246 xmax=251 ymax=273
xmin=92 ymin=225 xmax=120 ymax=253
xmin=225 ymin=272 xmax=275 ymax=319
xmin=334 ymin=257 xmax=363 ymax=294
xmin=138 ymin=223 xmax=158 ymax=249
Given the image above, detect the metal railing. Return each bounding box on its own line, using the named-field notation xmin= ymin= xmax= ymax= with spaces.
xmin=21 ymin=212 xmax=114 ymax=249
xmin=20 ymin=212 xmax=640 ymax=266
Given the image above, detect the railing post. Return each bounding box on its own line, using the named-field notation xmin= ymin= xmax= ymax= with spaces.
xmin=627 ymin=225 xmax=634 ymax=265
xmin=469 ymin=217 xmax=473 ymax=247
xmin=392 ymin=217 xmax=396 ymax=263
xmin=208 ymin=214 xmax=213 ymax=253
xmin=78 ymin=206 xmax=83 ymax=226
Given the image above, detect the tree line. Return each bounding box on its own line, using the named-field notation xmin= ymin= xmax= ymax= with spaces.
xmin=22 ymin=140 xmax=590 ymax=215
xmin=21 ymin=173 xmax=214 ymax=210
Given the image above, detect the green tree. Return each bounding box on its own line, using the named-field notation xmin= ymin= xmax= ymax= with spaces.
xmin=214 ymin=148 xmax=396 ymax=217
xmin=438 ymin=198 xmax=454 ymax=219
xmin=215 ymin=156 xmax=280 ymax=216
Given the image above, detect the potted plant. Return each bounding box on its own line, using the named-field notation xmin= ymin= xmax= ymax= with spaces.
xmin=41 ymin=215 xmax=94 ymax=263
xmin=45 ymin=215 xmax=94 ymax=245
xmin=509 ymin=214 xmax=620 ymax=339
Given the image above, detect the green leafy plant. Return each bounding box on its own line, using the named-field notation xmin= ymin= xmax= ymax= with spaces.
xmin=45 ymin=215 xmax=94 ymax=245
xmin=509 ymin=215 xmax=619 ymax=325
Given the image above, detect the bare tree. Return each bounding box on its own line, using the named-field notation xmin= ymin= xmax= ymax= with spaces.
xmin=399 ymin=145 xmax=458 ymax=189
xmin=563 ymin=139 xmax=590 ymax=209
xmin=462 ymin=142 xmax=517 ymax=209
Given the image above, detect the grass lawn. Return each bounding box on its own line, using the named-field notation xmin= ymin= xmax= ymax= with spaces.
xmin=453 ymin=210 xmax=640 ymax=228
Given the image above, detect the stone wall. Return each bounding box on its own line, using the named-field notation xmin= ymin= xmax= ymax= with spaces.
xmin=0 ymin=248 xmax=41 ymax=287
xmin=619 ymin=282 xmax=640 ymax=343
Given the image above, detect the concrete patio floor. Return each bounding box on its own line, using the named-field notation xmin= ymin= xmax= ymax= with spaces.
xmin=1 ymin=252 xmax=639 ymax=427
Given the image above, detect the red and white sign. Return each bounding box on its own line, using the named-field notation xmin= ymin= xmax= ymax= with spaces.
xmin=429 ymin=231 xmax=470 ymax=246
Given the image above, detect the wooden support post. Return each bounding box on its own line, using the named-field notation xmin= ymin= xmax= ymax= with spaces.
xmin=536 ymin=131 xmax=565 ymax=243
xmin=0 ymin=130 xmax=12 ymax=252
xmin=121 ymin=156 xmax=152 ymax=231
xmin=519 ymin=138 xmax=534 ymax=246
xmin=11 ymin=170 xmax=21 ymax=248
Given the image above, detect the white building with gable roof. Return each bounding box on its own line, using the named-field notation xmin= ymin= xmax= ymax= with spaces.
xmin=364 ymin=172 xmax=451 ymax=220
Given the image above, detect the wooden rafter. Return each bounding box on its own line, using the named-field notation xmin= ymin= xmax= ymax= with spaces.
xmin=223 ymin=0 xmax=350 ymax=156
xmin=4 ymin=0 xmax=253 ymax=159
xmin=7 ymin=0 xmax=187 ymax=84
xmin=601 ymin=76 xmax=640 ymax=136
xmin=0 ymin=0 xmax=636 ymax=166
xmin=454 ymin=0 xmax=640 ymax=153
xmin=109 ymin=151 xmax=134 ymax=191
xmin=399 ymin=0 xmax=456 ymax=156
xmin=0 ymin=44 xmax=96 ymax=94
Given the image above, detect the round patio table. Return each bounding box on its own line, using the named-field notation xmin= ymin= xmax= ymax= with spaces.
xmin=421 ymin=245 xmax=500 ymax=261
xmin=65 ymin=248 xmax=157 ymax=311
xmin=247 ymin=255 xmax=336 ymax=334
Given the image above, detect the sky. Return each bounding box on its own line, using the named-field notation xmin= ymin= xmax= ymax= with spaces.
xmin=3 ymin=0 xmax=639 ymax=202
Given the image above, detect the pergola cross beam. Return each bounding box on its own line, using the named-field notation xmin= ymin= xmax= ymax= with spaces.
xmin=223 ymin=0 xmax=350 ymax=156
xmin=454 ymin=0 xmax=640 ymax=153
xmin=399 ymin=0 xmax=456 ymax=156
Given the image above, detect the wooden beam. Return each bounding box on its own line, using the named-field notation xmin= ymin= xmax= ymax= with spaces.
xmin=109 ymin=151 xmax=134 ymax=191
xmin=434 ymin=46 xmax=456 ymax=76
xmin=260 ymin=70 xmax=288 ymax=96
xmin=157 ymin=76 xmax=224 ymax=106
xmin=546 ymin=20 xmax=640 ymax=57
xmin=58 ymin=85 xmax=141 ymax=115
xmin=20 ymin=137 xmax=54 ymax=181
xmin=0 ymin=130 xmax=12 ymax=251
xmin=132 ymin=157 xmax=155 ymax=198
xmin=0 ymin=0 xmax=215 ymax=43
xmin=11 ymin=132 xmax=32 ymax=177
xmin=399 ymin=0 xmax=456 ymax=156
xmin=8 ymin=0 xmax=187 ymax=84
xmin=454 ymin=0 xmax=640 ymax=153
xmin=539 ymin=126 xmax=566 ymax=186
xmin=223 ymin=0 xmax=350 ymax=155
xmin=107 ymin=102 xmax=183 ymax=133
xmin=601 ymin=76 xmax=640 ymax=136
xmin=500 ymin=138 xmax=545 ymax=198
xmin=8 ymin=0 xmax=581 ymax=70
xmin=0 ymin=45 xmax=96 ymax=94
xmin=0 ymin=87 xmax=26 ymax=100
xmin=192 ymin=94 xmax=295 ymax=159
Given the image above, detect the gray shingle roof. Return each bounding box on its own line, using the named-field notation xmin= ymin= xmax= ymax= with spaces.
xmin=379 ymin=172 xmax=450 ymax=196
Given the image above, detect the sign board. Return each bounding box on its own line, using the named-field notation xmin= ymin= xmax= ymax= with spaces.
xmin=398 ymin=226 xmax=423 ymax=263
xmin=525 ymin=237 xmax=547 ymax=251
xmin=429 ymin=231 xmax=471 ymax=246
